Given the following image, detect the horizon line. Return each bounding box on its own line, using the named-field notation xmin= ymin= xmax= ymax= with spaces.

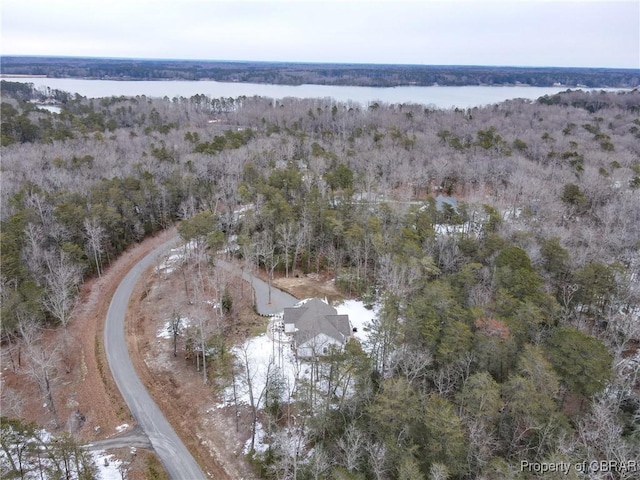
xmin=2 ymin=54 xmax=639 ymax=72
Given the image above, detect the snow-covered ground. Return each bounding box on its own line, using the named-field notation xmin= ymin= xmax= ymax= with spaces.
xmin=157 ymin=316 xmax=192 ymax=339
xmin=244 ymin=421 xmax=268 ymax=454
xmin=92 ymin=451 xmax=124 ymax=480
xmin=155 ymin=245 xmax=185 ymax=275
xmin=0 ymin=426 xmax=125 ymax=480
xmin=217 ymin=332 xmax=300 ymax=410
xmin=154 ymin=239 xmax=200 ymax=276
xmin=434 ymin=220 xmax=487 ymax=237
xmin=435 ymin=223 xmax=469 ymax=236
xmin=335 ymin=299 xmax=377 ymax=345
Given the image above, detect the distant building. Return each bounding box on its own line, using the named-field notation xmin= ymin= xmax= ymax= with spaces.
xmin=435 ymin=194 xmax=458 ymax=211
xmin=283 ymin=298 xmax=351 ymax=358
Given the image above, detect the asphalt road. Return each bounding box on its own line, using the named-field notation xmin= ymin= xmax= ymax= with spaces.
xmin=104 ymin=237 xmax=207 ymax=480
xmin=104 ymin=237 xmax=298 ymax=479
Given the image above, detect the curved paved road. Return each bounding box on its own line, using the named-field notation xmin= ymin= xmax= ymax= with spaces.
xmin=104 ymin=237 xmax=207 ymax=480
xmin=104 ymin=237 xmax=298 ymax=479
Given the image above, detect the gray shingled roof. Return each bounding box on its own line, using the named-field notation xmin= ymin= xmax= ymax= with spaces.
xmin=283 ymin=298 xmax=351 ymax=346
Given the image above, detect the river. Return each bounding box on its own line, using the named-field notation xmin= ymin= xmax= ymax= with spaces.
xmin=9 ymin=76 xmax=595 ymax=109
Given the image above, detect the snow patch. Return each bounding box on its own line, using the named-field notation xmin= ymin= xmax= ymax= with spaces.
xmin=92 ymin=451 xmax=123 ymax=480
xmin=0 ymin=426 xmax=123 ymax=480
xmin=220 ymin=333 xmax=301 ymax=410
xmin=244 ymin=421 xmax=269 ymax=454
xmin=335 ymin=299 xmax=378 ymax=346
xmin=155 ymin=249 xmax=184 ymax=275
xmin=154 ymin=240 xmax=198 ymax=275
xmin=115 ymin=423 xmax=129 ymax=433
xmin=435 ymin=222 xmax=470 ymax=236
xmin=157 ymin=316 xmax=192 ymax=339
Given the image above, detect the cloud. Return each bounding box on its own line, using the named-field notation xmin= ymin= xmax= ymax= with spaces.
xmin=1 ymin=0 xmax=638 ymax=67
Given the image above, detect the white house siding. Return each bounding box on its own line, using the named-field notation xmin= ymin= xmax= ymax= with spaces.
xmin=297 ymin=333 xmax=343 ymax=358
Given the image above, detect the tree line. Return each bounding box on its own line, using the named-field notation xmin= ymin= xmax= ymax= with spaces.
xmin=1 ymin=82 xmax=639 ymax=478
xmin=2 ymin=56 xmax=639 ymax=87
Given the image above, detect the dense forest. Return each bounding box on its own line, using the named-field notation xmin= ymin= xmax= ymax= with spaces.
xmin=2 ymin=56 xmax=639 ymax=88
xmin=1 ymin=80 xmax=639 ymax=479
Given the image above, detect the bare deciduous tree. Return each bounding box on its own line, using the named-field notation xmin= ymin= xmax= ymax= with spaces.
xmin=276 ymin=222 xmax=296 ymax=278
xmin=254 ymin=231 xmax=279 ymax=304
xmin=84 ymin=217 xmax=105 ymax=277
xmin=42 ymin=250 xmax=83 ymax=373
xmin=170 ymin=310 xmax=182 ymax=358
xmin=389 ymin=344 xmax=433 ymax=387
xmin=21 ymin=322 xmax=60 ymax=427
xmin=236 ymin=342 xmax=274 ymax=454
xmin=337 ymin=424 xmax=365 ymax=472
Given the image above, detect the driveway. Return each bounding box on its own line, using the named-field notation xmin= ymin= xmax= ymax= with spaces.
xmin=85 ymin=426 xmax=152 ymax=451
xmin=216 ymin=258 xmax=298 ymax=315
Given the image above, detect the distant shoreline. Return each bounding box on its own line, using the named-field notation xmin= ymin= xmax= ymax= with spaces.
xmin=2 ymin=56 xmax=638 ymax=88
xmin=1 ymin=74 xmax=48 ymax=78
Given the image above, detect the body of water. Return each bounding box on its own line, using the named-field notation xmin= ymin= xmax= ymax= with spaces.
xmin=9 ymin=77 xmax=609 ymax=109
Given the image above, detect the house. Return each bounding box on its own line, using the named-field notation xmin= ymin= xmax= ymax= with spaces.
xmin=435 ymin=194 xmax=458 ymax=212
xmin=283 ymin=298 xmax=351 ymax=358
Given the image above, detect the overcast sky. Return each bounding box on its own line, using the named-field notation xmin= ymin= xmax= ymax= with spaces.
xmin=1 ymin=0 xmax=638 ymax=69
